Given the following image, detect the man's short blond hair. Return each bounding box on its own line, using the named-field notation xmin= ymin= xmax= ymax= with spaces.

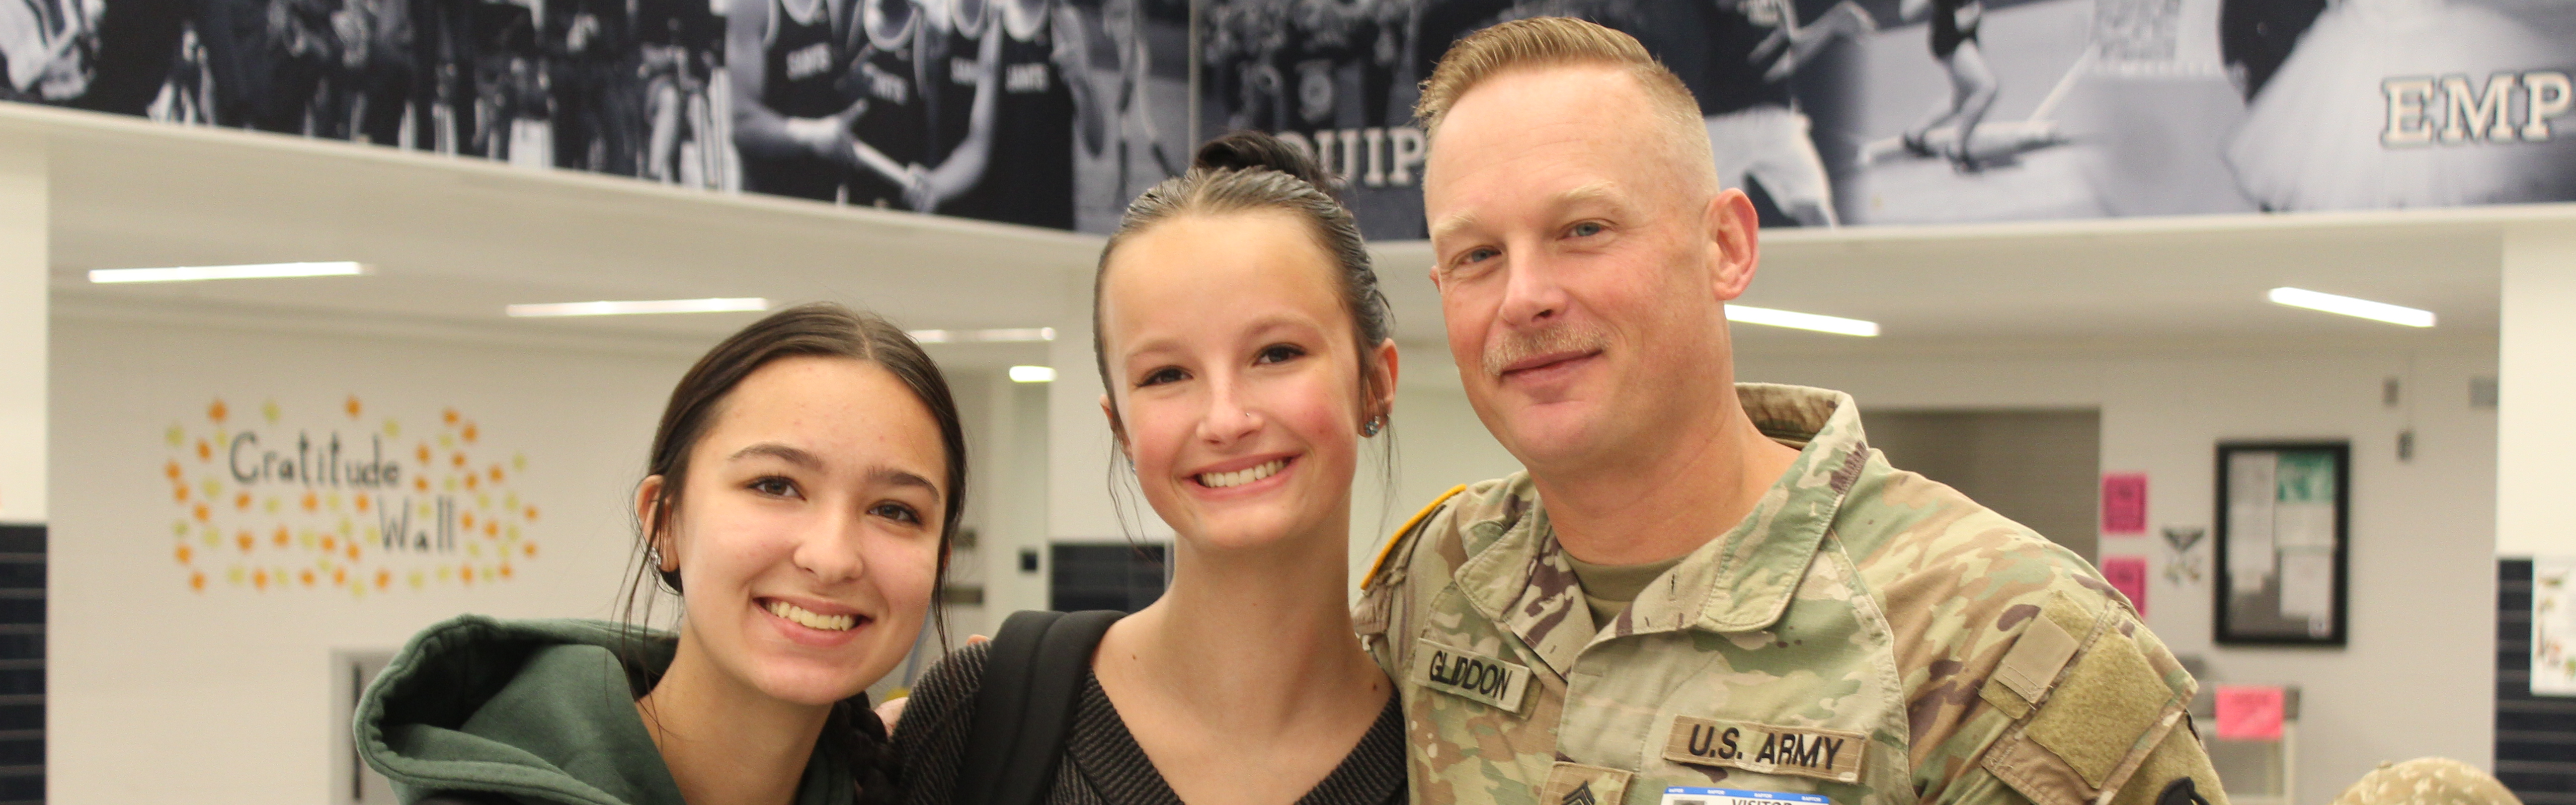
xmin=1414 ymin=16 xmax=1716 ymax=192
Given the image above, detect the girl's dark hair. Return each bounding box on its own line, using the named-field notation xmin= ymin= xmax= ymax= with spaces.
xmin=1091 ymin=130 xmax=1396 ymax=430
xmin=620 ymin=302 xmax=964 ymax=805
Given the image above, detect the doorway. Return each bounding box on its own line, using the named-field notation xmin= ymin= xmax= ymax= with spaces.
xmin=1863 ymin=409 xmax=2103 ymax=563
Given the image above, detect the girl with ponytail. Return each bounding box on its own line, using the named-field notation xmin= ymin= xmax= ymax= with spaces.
xmin=890 ymin=131 xmax=1405 ymax=805
xmin=356 ymin=303 xmax=963 ymax=805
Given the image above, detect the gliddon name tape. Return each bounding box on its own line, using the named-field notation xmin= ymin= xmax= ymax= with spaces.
xmin=1659 ymin=788 xmax=1832 ymax=805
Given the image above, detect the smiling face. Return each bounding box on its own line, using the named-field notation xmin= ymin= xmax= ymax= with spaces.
xmin=646 ymin=356 xmax=947 ymax=707
xmin=1424 ymin=64 xmax=1756 ymax=474
xmin=1098 ymin=210 xmax=1391 ymax=552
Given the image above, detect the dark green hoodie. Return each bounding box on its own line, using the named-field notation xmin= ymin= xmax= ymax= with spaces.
xmin=355 ymin=615 xmax=859 ymax=805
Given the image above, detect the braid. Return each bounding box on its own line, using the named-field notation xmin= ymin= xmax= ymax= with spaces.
xmin=835 ymin=696 xmax=903 ymax=805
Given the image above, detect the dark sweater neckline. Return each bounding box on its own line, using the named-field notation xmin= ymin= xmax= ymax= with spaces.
xmin=1064 ymin=667 xmax=1408 ymax=805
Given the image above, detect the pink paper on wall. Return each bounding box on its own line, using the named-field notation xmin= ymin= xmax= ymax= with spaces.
xmin=2101 ymin=556 xmax=2149 ymax=616
xmin=2214 ymin=685 xmax=2287 ymax=741
xmin=2102 ymin=473 xmax=2149 ymax=534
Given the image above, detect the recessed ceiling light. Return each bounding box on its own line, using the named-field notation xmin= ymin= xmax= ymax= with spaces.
xmin=89 ymin=261 xmax=370 ymax=283
xmin=1009 ymin=366 xmax=1057 ymax=383
xmin=2266 ymin=287 xmax=2434 ymax=327
xmin=909 ymin=327 xmax=1058 ymax=343
xmin=1727 ymin=305 xmax=1880 ymax=337
xmin=505 ymin=298 xmax=773 ymax=317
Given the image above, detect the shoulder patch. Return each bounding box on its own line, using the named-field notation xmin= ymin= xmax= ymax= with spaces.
xmin=1362 ymin=484 xmax=1465 ymax=590
xmin=1980 ymin=589 xmax=2196 ymax=805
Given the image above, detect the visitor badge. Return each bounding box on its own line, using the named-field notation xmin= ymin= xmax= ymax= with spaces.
xmin=1659 ymin=787 xmax=1832 ymax=805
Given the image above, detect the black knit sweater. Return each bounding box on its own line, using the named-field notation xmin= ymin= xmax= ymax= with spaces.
xmin=889 ymin=641 xmax=1407 ymax=805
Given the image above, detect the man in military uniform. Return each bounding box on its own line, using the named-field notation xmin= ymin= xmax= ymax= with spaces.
xmin=1354 ymin=17 xmax=2229 ymax=805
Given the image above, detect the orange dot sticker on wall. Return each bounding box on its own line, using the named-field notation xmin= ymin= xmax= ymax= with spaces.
xmin=443 ymin=408 xmax=459 ymax=426
xmin=523 ymin=542 xmax=538 ymax=558
xmin=375 ymin=569 xmax=392 ymax=590
xmin=194 ymin=503 xmax=211 ymax=523
xmin=489 ymin=466 xmax=504 ymax=483
xmin=321 ymin=535 xmax=337 ymax=552
xmin=236 ymin=531 xmax=253 ymax=552
xmin=252 ymin=568 xmax=269 ymax=590
xmin=463 ymin=423 xmax=479 ymax=444
xmin=235 ymin=491 xmax=252 ymax=511
xmin=345 ymin=396 xmax=364 ymax=419
xmin=525 ymin=505 xmax=539 ymax=522
xmin=333 ymin=567 xmax=347 ymax=586
xmin=461 ymin=512 xmax=476 ymax=530
xmin=174 ymin=545 xmax=192 ymax=564
xmin=196 ymin=439 xmax=212 ymax=462
xmin=460 ymin=565 xmax=475 ymax=585
xmin=173 ymin=485 xmax=188 ymax=503
xmin=273 ymin=526 xmax=290 ymax=548
xmin=414 ymin=477 xmax=429 ymax=493
xmin=416 ymin=444 xmax=432 ymax=464
xmin=301 ymin=492 xmax=319 ymax=512
xmin=299 ymin=568 xmax=316 ymax=587
xmin=165 ymin=461 xmax=182 ymax=481
xmin=452 ymin=452 xmax=467 ymax=468
xmin=499 ymin=563 xmax=514 ymax=579
xmin=483 ymin=520 xmax=498 ymax=539
xmin=463 ymin=474 xmax=479 ymax=491
xmin=189 ymin=572 xmax=206 ymax=592
xmin=209 ymin=399 xmax=229 ymax=424
xmin=355 ymin=493 xmax=371 ymax=513
xmin=346 ymin=542 xmax=361 ymax=562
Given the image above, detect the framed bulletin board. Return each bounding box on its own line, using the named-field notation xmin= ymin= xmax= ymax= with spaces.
xmin=2215 ymin=442 xmax=2350 ymax=646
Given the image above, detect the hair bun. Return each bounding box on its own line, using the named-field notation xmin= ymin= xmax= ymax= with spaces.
xmin=1192 ymin=131 xmax=1339 ymax=195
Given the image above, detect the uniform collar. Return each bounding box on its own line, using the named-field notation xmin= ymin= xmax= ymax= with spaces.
xmin=1449 ymin=385 xmax=1873 ymax=672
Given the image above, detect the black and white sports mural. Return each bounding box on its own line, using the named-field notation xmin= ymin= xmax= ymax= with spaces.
xmin=5 ymin=0 xmax=2570 ymax=233
xmin=0 ymin=0 xmax=1191 ymax=232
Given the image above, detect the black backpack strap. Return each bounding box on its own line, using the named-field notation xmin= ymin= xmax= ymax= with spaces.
xmin=953 ymin=609 xmax=1124 ymax=805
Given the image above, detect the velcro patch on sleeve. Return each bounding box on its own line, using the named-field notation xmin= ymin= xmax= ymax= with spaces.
xmin=1662 ymin=717 xmax=1866 ymax=784
xmin=2027 ymin=630 xmax=2177 ymax=788
xmin=1411 ymin=638 xmax=1533 ymax=714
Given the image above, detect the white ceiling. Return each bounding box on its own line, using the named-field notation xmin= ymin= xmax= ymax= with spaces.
xmin=13 ymin=101 xmax=2551 ymax=372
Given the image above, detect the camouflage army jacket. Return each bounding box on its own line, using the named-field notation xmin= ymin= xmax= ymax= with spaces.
xmin=1354 ymin=384 xmax=2226 ymax=805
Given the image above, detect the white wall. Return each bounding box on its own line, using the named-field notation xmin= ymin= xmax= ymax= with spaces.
xmin=0 ymin=132 xmax=42 ymax=523
xmin=2497 ymin=224 xmax=2576 ymax=558
xmin=1736 ymin=344 xmax=2499 ymax=805
xmin=48 ymin=316 xmax=701 ymax=804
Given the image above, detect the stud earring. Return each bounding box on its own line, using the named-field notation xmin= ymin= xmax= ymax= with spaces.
xmin=1362 ymin=416 xmax=1383 ymax=437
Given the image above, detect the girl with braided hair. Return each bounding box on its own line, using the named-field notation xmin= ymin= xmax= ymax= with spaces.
xmin=356 ymin=303 xmax=965 ymax=805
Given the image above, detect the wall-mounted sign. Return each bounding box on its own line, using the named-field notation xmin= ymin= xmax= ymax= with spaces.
xmin=2102 ymin=473 xmax=2148 ymax=534
xmin=2533 ymin=558 xmax=2576 ymax=695
xmin=163 ymin=396 xmax=540 ymax=596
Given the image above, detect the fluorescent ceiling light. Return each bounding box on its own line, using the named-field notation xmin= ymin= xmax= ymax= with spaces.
xmin=909 ymin=327 xmax=1058 ymax=344
xmin=2266 ymin=287 xmax=2435 ymax=327
xmin=89 ymin=261 xmax=369 ymax=283
xmin=1726 ymin=305 xmax=1880 ymax=337
xmin=506 ymin=298 xmax=772 ymax=317
xmin=1009 ymin=366 xmax=1057 ymax=383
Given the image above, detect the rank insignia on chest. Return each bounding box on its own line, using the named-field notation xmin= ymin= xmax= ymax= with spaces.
xmin=1663 ymin=717 xmax=1865 ymax=783
xmin=1411 ymin=638 xmax=1533 ymax=714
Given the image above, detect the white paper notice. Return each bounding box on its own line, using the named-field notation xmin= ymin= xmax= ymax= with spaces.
xmin=2534 ymin=559 xmax=2576 ymax=695
xmin=2277 ymin=550 xmax=2334 ymax=619
xmin=2227 ymin=452 xmax=2277 ymax=593
xmin=2273 ymin=502 xmax=2336 ymax=549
